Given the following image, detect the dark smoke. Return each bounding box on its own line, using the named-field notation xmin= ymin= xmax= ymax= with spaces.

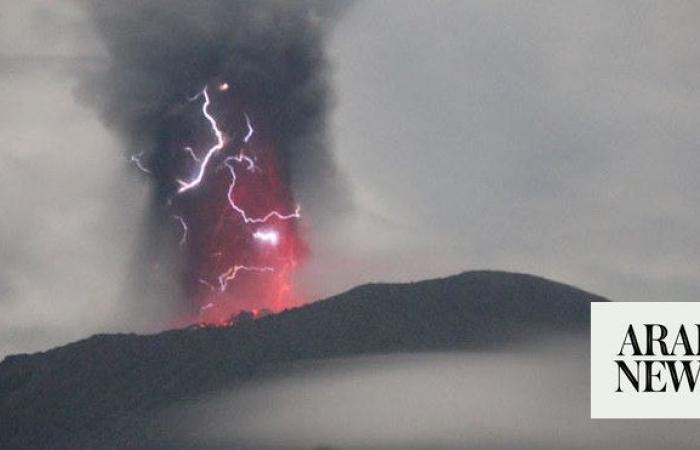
xmin=76 ymin=0 xmax=351 ymax=320
xmin=79 ymin=0 xmax=348 ymax=211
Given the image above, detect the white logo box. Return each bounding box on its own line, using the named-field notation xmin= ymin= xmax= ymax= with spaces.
xmin=591 ymin=302 xmax=700 ymax=419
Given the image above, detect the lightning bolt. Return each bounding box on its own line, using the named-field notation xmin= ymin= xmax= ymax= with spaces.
xmin=170 ymin=83 xmax=303 ymax=318
xmin=130 ymin=152 xmax=151 ymax=174
xmin=172 ymin=215 xmax=188 ymax=246
xmin=225 ymin=156 xmax=301 ymax=224
xmin=176 ymin=87 xmax=225 ymax=193
xmin=218 ymin=265 xmax=274 ymax=292
xmin=231 ymin=115 xmax=258 ymax=171
xmin=182 ymin=146 xmax=201 ymax=163
xmin=233 ymin=151 xmax=258 ymax=172
xmin=198 ymin=278 xmax=216 ymax=291
xmin=243 ymin=113 xmax=254 ymax=143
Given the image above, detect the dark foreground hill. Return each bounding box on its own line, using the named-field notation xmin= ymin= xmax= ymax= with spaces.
xmin=0 ymin=271 xmax=605 ymax=449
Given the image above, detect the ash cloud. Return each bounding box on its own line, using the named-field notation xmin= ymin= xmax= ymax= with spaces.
xmin=78 ymin=0 xmax=349 ymax=213
xmin=76 ymin=0 xmax=353 ymax=314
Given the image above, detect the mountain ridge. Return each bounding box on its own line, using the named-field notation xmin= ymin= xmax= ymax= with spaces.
xmin=0 ymin=270 xmax=606 ymax=449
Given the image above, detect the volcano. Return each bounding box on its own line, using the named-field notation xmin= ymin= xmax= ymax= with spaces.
xmin=0 ymin=271 xmax=606 ymax=449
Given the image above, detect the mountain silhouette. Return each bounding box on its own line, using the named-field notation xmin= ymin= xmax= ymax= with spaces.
xmin=0 ymin=270 xmax=606 ymax=449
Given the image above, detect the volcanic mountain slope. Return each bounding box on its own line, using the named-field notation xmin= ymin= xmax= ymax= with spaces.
xmin=0 ymin=271 xmax=605 ymax=449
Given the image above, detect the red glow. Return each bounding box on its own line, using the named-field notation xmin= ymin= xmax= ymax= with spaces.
xmin=168 ymin=84 xmax=307 ymax=326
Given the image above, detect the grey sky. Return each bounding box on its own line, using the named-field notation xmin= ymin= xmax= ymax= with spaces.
xmin=300 ymin=0 xmax=700 ymax=302
xmin=2 ymin=0 xmax=700 ymax=355
xmin=0 ymin=1 xmax=158 ymax=356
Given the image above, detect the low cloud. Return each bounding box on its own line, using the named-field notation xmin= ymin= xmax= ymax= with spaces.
xmin=168 ymin=338 xmax=700 ymax=449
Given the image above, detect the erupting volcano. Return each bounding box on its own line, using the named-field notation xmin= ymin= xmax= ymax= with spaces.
xmin=162 ymin=83 xmax=307 ymax=324
xmin=80 ymin=0 xmax=347 ymax=326
xmin=131 ymin=81 xmax=307 ymax=325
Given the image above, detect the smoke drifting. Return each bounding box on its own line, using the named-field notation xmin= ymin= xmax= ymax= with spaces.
xmin=78 ymin=0 xmax=349 ymax=323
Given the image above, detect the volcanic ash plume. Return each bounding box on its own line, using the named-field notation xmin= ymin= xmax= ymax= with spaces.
xmin=78 ymin=0 xmax=347 ymax=325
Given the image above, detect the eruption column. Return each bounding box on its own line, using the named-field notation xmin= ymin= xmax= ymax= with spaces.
xmin=80 ymin=0 xmax=342 ymax=328
xmin=165 ymin=83 xmax=306 ymax=324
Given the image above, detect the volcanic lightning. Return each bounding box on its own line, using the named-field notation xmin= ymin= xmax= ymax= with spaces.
xmin=176 ymin=87 xmax=225 ymax=194
xmin=172 ymin=215 xmax=188 ymax=246
xmin=218 ymin=265 xmax=274 ymax=292
xmin=182 ymin=146 xmax=201 ymax=163
xmin=225 ymin=157 xmax=301 ymax=224
xmin=243 ymin=113 xmax=254 ymax=143
xmin=151 ymin=81 xmax=307 ymax=324
xmin=83 ymin=0 xmax=341 ymax=328
xmin=130 ymin=152 xmax=151 ymax=174
xmin=232 ymin=151 xmax=258 ymax=172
